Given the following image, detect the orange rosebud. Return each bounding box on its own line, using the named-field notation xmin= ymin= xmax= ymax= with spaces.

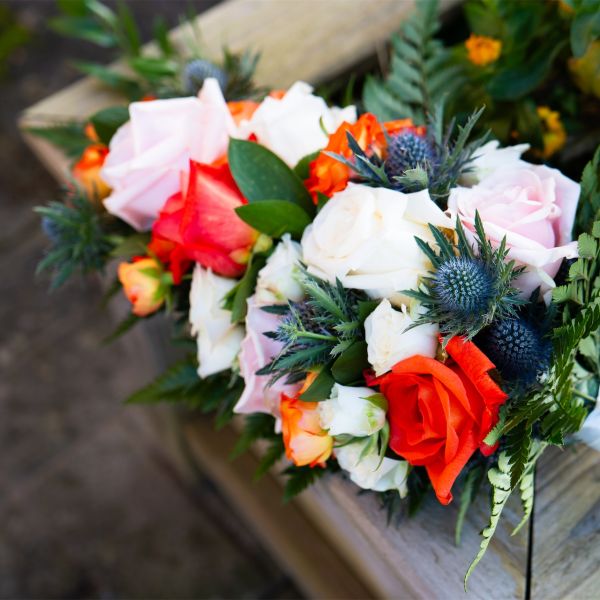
xmin=228 ymin=100 xmax=260 ymax=125
xmin=84 ymin=123 xmax=100 ymax=143
xmin=306 ymin=113 xmax=424 ymax=202
xmin=465 ymin=34 xmax=502 ymax=66
xmin=117 ymin=257 xmax=169 ymax=317
xmin=72 ymin=144 xmax=111 ymax=200
xmin=280 ymin=386 xmax=333 ymax=468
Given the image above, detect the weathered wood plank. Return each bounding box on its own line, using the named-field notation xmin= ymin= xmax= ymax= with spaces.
xmin=531 ymin=445 xmax=600 ymax=599
xmin=20 ymin=0 xmax=529 ymax=597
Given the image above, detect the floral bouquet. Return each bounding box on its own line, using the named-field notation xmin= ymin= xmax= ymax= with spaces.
xmin=34 ymin=0 xmax=600 ymax=585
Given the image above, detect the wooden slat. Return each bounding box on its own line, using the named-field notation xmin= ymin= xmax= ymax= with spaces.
xmin=530 ymin=445 xmax=600 ymax=599
xmin=20 ymin=0 xmax=531 ymax=597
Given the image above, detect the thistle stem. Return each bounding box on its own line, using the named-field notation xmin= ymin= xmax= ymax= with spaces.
xmin=297 ymin=330 xmax=338 ymax=343
xmin=572 ymin=389 xmax=597 ymax=403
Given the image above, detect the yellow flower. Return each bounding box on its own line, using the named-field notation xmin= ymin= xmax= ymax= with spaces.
xmin=537 ymin=106 xmax=567 ymax=159
xmin=465 ymin=34 xmax=502 ymax=66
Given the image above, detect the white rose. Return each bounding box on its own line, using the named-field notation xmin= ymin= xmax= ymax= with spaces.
xmin=575 ymin=390 xmax=600 ymax=451
xmin=189 ymin=265 xmax=244 ymax=378
xmin=255 ymin=234 xmax=304 ymax=305
xmin=240 ymin=81 xmax=356 ymax=167
xmin=336 ymin=439 xmax=409 ymax=496
xmin=462 ymin=140 xmax=530 ymax=186
xmin=364 ymin=299 xmax=438 ymax=376
xmin=318 ymin=384 xmax=386 ymax=437
xmin=301 ymin=183 xmax=453 ymax=305
xmin=101 ymin=79 xmax=237 ymax=231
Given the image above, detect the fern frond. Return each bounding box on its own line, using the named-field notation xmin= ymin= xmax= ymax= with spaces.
xmin=363 ymin=0 xmax=464 ymax=124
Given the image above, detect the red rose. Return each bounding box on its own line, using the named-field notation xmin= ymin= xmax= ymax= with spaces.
xmin=377 ymin=337 xmax=507 ymax=505
xmin=148 ymin=160 xmax=258 ymax=283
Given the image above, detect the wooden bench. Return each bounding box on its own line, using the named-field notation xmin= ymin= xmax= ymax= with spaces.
xmin=21 ymin=1 xmax=600 ymax=597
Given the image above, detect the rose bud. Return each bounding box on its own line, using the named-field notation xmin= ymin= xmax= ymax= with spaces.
xmin=118 ymin=257 xmax=170 ymax=317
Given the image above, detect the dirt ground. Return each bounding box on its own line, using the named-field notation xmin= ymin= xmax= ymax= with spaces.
xmin=0 ymin=2 xmax=301 ymax=598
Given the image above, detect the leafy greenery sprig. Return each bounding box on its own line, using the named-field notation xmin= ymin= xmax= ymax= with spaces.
xmin=363 ymin=0 xmax=464 ymax=125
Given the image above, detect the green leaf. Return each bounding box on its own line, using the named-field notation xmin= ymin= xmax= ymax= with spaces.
xmin=331 ymin=341 xmax=369 ymax=385
xmin=299 ymin=366 xmax=335 ymax=401
xmin=228 ymin=253 xmax=268 ymax=323
xmin=90 ymin=105 xmax=129 ymax=145
xmin=293 ymin=151 xmax=319 ymax=180
xmin=109 ymin=233 xmax=151 ymax=259
xmin=26 ymin=123 xmax=89 ymax=159
xmin=231 ymin=413 xmax=278 ymax=459
xmin=228 ymin=139 xmax=314 ymax=215
xmin=487 ymin=42 xmax=566 ymax=101
xmin=129 ymin=56 xmax=178 ymax=79
xmin=282 ymin=465 xmax=327 ymax=502
xmin=235 ymin=200 xmax=311 ymax=239
xmin=102 ymin=313 xmax=141 ymax=344
xmin=74 ymin=61 xmax=141 ymax=97
xmin=49 ymin=15 xmax=116 ymax=47
xmin=571 ymin=0 xmax=600 ymax=57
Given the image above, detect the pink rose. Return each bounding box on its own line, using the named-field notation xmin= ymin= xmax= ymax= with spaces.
xmin=234 ymin=298 xmax=301 ymax=418
xmin=101 ymin=79 xmax=236 ymax=231
xmin=448 ymin=163 xmax=580 ymax=298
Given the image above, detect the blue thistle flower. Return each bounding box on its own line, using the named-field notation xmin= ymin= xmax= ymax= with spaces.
xmin=476 ymin=318 xmax=551 ymax=386
xmin=41 ymin=215 xmax=61 ymax=245
xmin=385 ymin=132 xmax=435 ymax=179
xmin=433 ymin=257 xmax=494 ymax=319
xmin=182 ymin=59 xmax=228 ymax=95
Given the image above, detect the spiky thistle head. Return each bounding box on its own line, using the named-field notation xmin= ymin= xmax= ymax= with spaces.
xmin=258 ymin=269 xmax=366 ymax=384
xmin=182 ymin=59 xmax=228 ymax=95
xmin=404 ymin=212 xmax=526 ymax=342
xmin=385 ymin=131 xmax=436 ymax=180
xmin=35 ymin=189 xmax=116 ymax=288
xmin=475 ymin=317 xmax=551 ymax=387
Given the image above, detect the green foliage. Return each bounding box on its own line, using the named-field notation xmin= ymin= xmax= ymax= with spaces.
xmin=363 ymin=0 xmax=463 ymax=124
xmin=127 ymin=357 xmax=243 ymax=427
xmin=282 ymin=464 xmax=328 ymax=502
xmin=50 ymin=0 xmax=262 ymax=103
xmin=299 ymin=366 xmax=335 ymax=401
xmin=574 ymin=146 xmax=600 ymax=236
xmin=455 ymin=463 xmax=486 ymax=546
xmin=26 ymin=123 xmax=89 ymax=160
xmin=228 ymin=139 xmax=314 ymax=215
xmin=568 ymin=0 xmax=600 ymax=58
xmin=235 ymin=201 xmax=311 ymax=240
xmin=89 ymin=105 xmax=129 ymax=145
xmin=259 ymin=270 xmax=367 ymax=385
xmin=231 ymin=413 xmax=279 ymax=458
xmin=254 ymin=437 xmax=285 ymax=480
xmin=465 ymin=443 xmax=545 ymax=588
xmin=35 ymin=190 xmax=117 ymax=287
xmin=405 ymin=213 xmax=524 ymax=342
xmin=222 ymin=249 xmax=268 ymax=323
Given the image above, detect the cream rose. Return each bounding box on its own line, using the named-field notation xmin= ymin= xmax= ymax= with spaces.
xmin=239 ymin=81 xmax=356 ymax=167
xmin=101 ymin=79 xmax=236 ymax=231
xmin=255 ymin=234 xmax=304 ymax=305
xmin=575 ymin=389 xmax=600 ymax=452
xmin=301 ymin=183 xmax=453 ymax=305
xmin=335 ymin=439 xmax=409 ymax=496
xmin=318 ymin=384 xmax=386 ymax=437
xmin=364 ymin=299 xmax=439 ymax=376
xmin=448 ymin=163 xmax=580 ymax=299
xmin=189 ymin=265 xmax=244 ymax=378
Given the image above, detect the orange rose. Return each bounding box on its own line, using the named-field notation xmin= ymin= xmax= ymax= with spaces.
xmin=306 ymin=113 xmax=424 ymax=202
xmin=72 ymin=144 xmax=111 ymax=200
xmin=377 ymin=337 xmax=507 ymax=505
xmin=281 ymin=385 xmax=333 ymax=468
xmin=118 ymin=257 xmax=170 ymax=317
xmin=227 ymin=100 xmax=260 ymax=126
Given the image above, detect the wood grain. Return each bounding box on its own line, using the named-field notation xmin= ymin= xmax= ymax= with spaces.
xmin=531 ymin=445 xmax=600 ymax=599
xmin=20 ymin=0 xmax=532 ymax=597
